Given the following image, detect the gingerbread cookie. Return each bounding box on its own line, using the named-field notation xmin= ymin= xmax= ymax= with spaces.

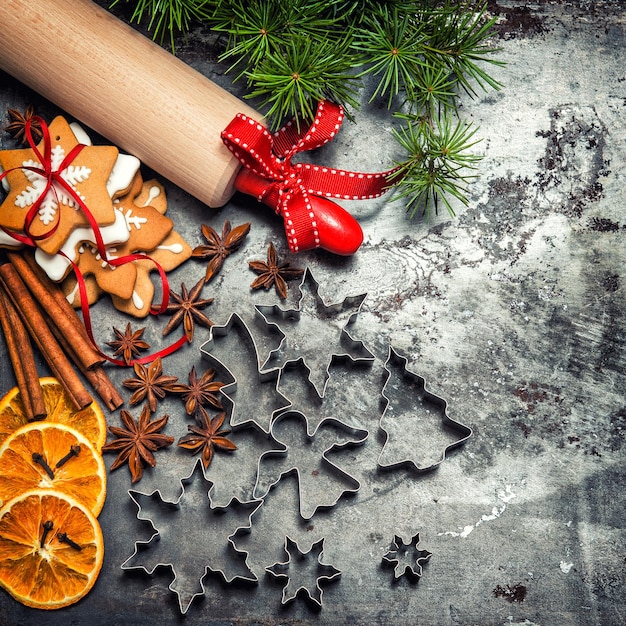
xmin=69 ymin=121 xmax=141 ymax=201
xmin=61 ymin=177 xmax=190 ymax=316
xmin=61 ymin=177 xmax=174 ymax=299
xmin=63 ymin=274 xmax=103 ymax=309
xmin=0 ymin=116 xmax=119 ymax=254
xmin=34 ymin=205 xmax=134 ymax=282
xmin=111 ymin=230 xmax=193 ymax=317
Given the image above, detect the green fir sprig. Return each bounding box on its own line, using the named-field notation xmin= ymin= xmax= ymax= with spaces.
xmin=390 ymin=113 xmax=483 ymax=219
xmin=244 ymin=35 xmax=360 ymax=126
xmin=110 ymin=0 xmax=214 ymax=51
xmin=108 ymin=0 xmax=504 ymax=219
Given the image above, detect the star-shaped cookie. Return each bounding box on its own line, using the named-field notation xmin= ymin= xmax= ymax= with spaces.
xmin=0 ymin=116 xmax=119 ymax=254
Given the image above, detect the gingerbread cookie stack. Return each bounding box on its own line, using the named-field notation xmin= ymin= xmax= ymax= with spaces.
xmin=0 ymin=115 xmax=191 ymax=317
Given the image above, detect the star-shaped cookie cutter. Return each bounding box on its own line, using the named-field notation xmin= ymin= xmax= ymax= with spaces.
xmin=200 ymin=312 xmax=290 ymax=434
xmin=382 ymin=532 xmax=432 ymax=582
xmin=121 ymin=460 xmax=262 ymax=614
xmin=254 ymin=410 xmax=369 ymax=520
xmin=266 ymin=536 xmax=341 ymax=608
xmin=255 ymin=268 xmax=374 ymax=398
xmin=378 ymin=347 xmax=472 ymax=472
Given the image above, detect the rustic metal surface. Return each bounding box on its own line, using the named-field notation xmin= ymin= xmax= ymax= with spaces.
xmin=1 ymin=1 xmax=625 ymax=624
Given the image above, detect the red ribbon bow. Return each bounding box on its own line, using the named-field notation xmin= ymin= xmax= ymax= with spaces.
xmin=221 ymin=100 xmax=399 ymax=255
xmin=0 ymin=117 xmax=186 ymax=366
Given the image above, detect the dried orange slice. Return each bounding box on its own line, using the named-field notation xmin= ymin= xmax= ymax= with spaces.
xmin=0 ymin=489 xmax=103 ymax=609
xmin=0 ymin=377 xmax=106 ymax=450
xmin=0 ymin=423 xmax=106 ymax=515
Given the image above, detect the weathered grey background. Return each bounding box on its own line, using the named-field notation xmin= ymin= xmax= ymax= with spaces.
xmin=0 ymin=1 xmax=624 ymax=624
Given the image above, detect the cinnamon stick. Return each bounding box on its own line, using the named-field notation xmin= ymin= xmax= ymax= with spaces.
xmin=83 ymin=365 xmax=124 ymax=411
xmin=7 ymin=252 xmax=104 ymax=370
xmin=0 ymin=264 xmax=92 ymax=411
xmin=17 ymin=253 xmax=124 ymax=411
xmin=48 ymin=316 xmax=123 ymax=411
xmin=0 ymin=286 xmax=46 ymax=420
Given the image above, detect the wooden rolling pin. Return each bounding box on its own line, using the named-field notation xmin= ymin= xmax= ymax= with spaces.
xmin=0 ymin=0 xmax=259 ymax=207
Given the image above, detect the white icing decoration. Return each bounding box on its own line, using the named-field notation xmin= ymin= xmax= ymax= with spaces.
xmin=34 ymin=208 xmax=130 ymax=281
xmin=142 ymin=185 xmax=160 ymax=207
xmin=123 ymin=208 xmax=148 ymax=230
xmin=131 ymin=290 xmax=144 ymax=309
xmin=70 ymin=122 xmax=141 ymax=198
xmin=65 ymin=281 xmax=80 ymax=305
xmin=0 ymin=227 xmax=21 ymax=248
xmin=17 ymin=145 xmax=91 ymax=225
xmin=90 ymin=244 xmax=120 ymax=269
xmin=157 ymin=243 xmax=183 ymax=253
xmin=69 ymin=122 xmax=92 ymax=146
xmin=106 ymin=153 xmax=141 ymax=198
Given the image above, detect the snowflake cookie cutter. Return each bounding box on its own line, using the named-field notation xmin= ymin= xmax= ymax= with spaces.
xmin=121 ymin=460 xmax=262 ymax=614
xmin=378 ymin=347 xmax=472 ymax=472
xmin=200 ymin=312 xmax=291 ymax=434
xmin=266 ymin=536 xmax=341 ymax=609
xmin=254 ymin=410 xmax=369 ymax=520
xmin=255 ymin=268 xmax=375 ymax=399
xmin=382 ymin=533 xmax=432 ymax=582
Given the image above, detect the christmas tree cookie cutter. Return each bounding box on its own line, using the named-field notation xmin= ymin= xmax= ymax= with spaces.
xmin=200 ymin=312 xmax=290 ymax=434
xmin=255 ymin=268 xmax=375 ymax=399
xmin=382 ymin=533 xmax=432 ymax=582
xmin=121 ymin=460 xmax=262 ymax=614
xmin=253 ymin=410 xmax=368 ymax=520
xmin=378 ymin=347 xmax=472 ymax=472
xmin=266 ymin=536 xmax=341 ymax=609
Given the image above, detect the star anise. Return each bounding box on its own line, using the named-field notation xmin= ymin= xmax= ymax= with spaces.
xmin=177 ymin=407 xmax=237 ymax=470
xmin=192 ymin=220 xmax=251 ymax=283
xmin=249 ymin=242 xmax=305 ymax=299
xmin=4 ymin=105 xmax=43 ymax=145
xmin=162 ymin=277 xmax=214 ymax=342
xmin=102 ymin=404 xmax=174 ymax=483
xmin=106 ymin=322 xmax=151 ymax=365
xmin=167 ymin=365 xmax=225 ymax=416
xmin=122 ymin=356 xmax=179 ymax=413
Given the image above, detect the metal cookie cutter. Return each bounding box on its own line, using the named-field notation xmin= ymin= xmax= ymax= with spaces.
xmin=205 ymin=418 xmax=286 ymax=509
xmin=275 ymin=356 xmax=381 ymax=436
xmin=255 ymin=268 xmax=374 ymax=398
xmin=121 ymin=460 xmax=262 ymax=614
xmin=200 ymin=312 xmax=291 ymax=434
xmin=382 ymin=533 xmax=432 ymax=582
xmin=254 ymin=410 xmax=368 ymax=520
xmin=378 ymin=346 xmax=472 ymax=472
xmin=266 ymin=536 xmax=341 ymax=609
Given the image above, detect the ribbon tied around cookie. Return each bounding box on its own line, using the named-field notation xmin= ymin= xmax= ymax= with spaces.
xmin=0 ymin=116 xmax=187 ymax=365
xmin=222 ymin=100 xmax=400 ymax=255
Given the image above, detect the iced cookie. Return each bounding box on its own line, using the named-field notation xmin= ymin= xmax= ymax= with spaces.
xmin=111 ymin=230 xmax=193 ymax=317
xmin=64 ymin=184 xmax=174 ymax=299
xmin=0 ymin=116 xmax=119 ymax=254
xmin=69 ymin=122 xmax=140 ymax=201
xmin=63 ymin=274 xmax=103 ymax=309
xmin=130 ymin=178 xmax=168 ymax=216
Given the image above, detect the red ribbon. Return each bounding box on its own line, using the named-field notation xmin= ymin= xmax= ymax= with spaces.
xmin=221 ymin=100 xmax=399 ymax=253
xmin=0 ymin=116 xmax=187 ymax=366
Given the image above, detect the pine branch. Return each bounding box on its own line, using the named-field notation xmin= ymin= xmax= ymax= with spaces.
xmin=353 ymin=6 xmax=428 ymax=108
xmin=421 ymin=0 xmax=505 ymax=97
xmin=244 ymin=35 xmax=360 ymax=129
xmin=390 ymin=113 xmax=483 ymax=219
xmin=110 ymin=0 xmax=216 ymax=51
